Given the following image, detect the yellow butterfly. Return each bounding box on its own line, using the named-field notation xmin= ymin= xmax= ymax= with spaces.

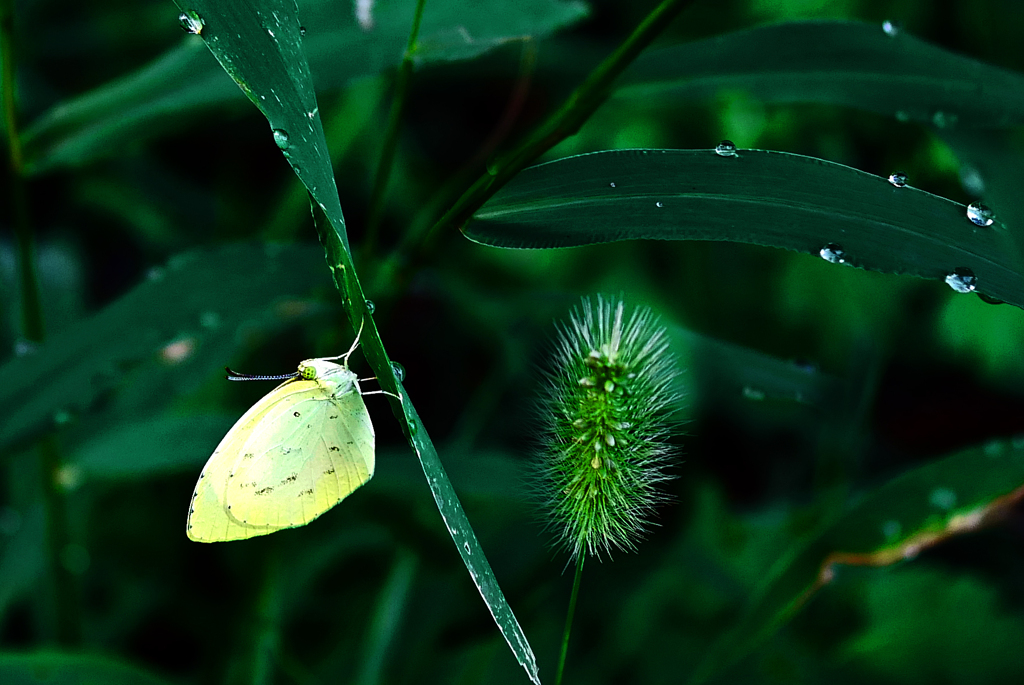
xmin=187 ymin=337 xmax=374 ymax=542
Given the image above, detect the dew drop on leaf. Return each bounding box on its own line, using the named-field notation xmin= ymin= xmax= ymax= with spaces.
xmin=882 ymin=19 xmax=902 ymax=37
xmin=945 ymin=267 xmax=977 ymax=293
xmin=391 ymin=361 xmax=406 ymax=382
xmin=715 ymin=140 xmax=738 ymax=157
xmin=819 ymin=243 xmax=846 ymax=264
xmin=887 ymin=172 xmax=907 ymax=187
xmin=966 ymin=202 xmax=995 ymax=227
xmin=179 ymin=10 xmax=204 ymax=35
xmin=272 ymin=129 xmax=290 ymax=150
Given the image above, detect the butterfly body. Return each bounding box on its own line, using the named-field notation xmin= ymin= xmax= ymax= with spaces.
xmin=187 ymin=358 xmax=374 ymax=543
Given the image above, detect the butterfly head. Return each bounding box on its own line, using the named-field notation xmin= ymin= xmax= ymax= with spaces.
xmin=298 ymin=358 xmax=353 ymax=383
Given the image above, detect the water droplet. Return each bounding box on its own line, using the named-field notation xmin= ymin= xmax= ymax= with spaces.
xmin=364 ymin=299 xmax=376 ymax=314
xmin=742 ymin=386 xmax=766 ymax=401
xmin=463 ymin=542 xmax=471 ymax=555
xmin=179 ymin=10 xmax=205 ymax=35
xmin=819 ymin=243 xmax=846 ymax=264
xmin=609 ymin=182 xmax=616 ymax=188
xmin=266 ymin=28 xmax=275 ymax=38
xmin=715 ymin=140 xmax=738 ymax=157
xmin=945 ymin=267 xmax=977 ymax=293
xmin=929 ymin=487 xmax=957 ymax=510
xmin=887 ymin=172 xmax=907 ymax=187
xmin=272 ymin=129 xmax=290 ymax=149
xmin=966 ymin=202 xmax=995 ymax=227
xmin=932 ymin=111 xmax=958 ymax=129
xmin=299 ymin=26 xmax=307 ymax=37
xmin=391 ymin=361 xmax=406 ymax=382
xmin=881 ymin=20 xmax=902 ymax=37
xmin=655 ymin=201 xmax=663 ymax=208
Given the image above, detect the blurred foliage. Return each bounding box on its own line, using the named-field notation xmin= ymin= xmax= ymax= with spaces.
xmin=2 ymin=0 xmax=1024 ymax=684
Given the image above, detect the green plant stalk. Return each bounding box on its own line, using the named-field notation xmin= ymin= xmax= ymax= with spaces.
xmin=362 ymin=0 xmax=428 ymax=259
xmin=423 ymin=0 xmax=697 ymax=246
xmin=1 ymin=0 xmax=43 ymax=343
xmin=3 ymin=0 xmax=79 ymax=646
xmin=556 ymin=554 xmax=586 ymax=685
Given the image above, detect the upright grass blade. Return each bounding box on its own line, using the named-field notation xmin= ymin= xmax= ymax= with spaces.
xmin=468 ymin=148 xmax=1024 ymax=308
xmin=616 ymin=20 xmax=1024 ymax=129
xmin=176 ymin=2 xmax=541 ymax=679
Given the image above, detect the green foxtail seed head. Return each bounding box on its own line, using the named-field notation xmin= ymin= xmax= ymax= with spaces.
xmin=539 ymin=295 xmax=679 ymax=560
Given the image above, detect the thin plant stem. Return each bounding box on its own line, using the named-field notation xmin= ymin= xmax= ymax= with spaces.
xmin=1 ymin=0 xmax=43 ymax=341
xmin=423 ymin=0 xmax=697 ymax=246
xmin=3 ymin=0 xmax=79 ymax=645
xmin=556 ymin=553 xmax=586 ymax=685
xmin=362 ymin=0 xmax=428 ymax=260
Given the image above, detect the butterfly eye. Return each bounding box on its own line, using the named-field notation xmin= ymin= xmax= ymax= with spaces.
xmin=300 ymin=366 xmax=317 ymax=380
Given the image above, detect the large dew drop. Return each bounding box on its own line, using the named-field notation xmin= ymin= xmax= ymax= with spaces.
xmin=945 ymin=267 xmax=977 ymax=293
xmin=272 ymin=129 xmax=290 ymax=150
xmin=888 ymin=172 xmax=907 ymax=187
xmin=179 ymin=10 xmax=205 ymax=35
xmin=966 ymin=202 xmax=995 ymax=227
xmin=819 ymin=243 xmax=847 ymax=264
xmin=715 ymin=140 xmax=738 ymax=157
xmin=391 ymin=361 xmax=406 ymax=382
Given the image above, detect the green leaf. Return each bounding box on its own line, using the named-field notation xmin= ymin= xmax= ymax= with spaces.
xmin=22 ymin=0 xmax=588 ymax=173
xmin=841 ymin=567 xmax=1024 ymax=684
xmin=467 ymin=148 xmax=1024 ymax=308
xmin=692 ymin=437 xmax=1024 ymax=683
xmin=0 ymin=243 xmax=330 ymax=455
xmin=616 ymin=20 xmax=1024 ymax=128
xmin=0 ymin=651 xmax=171 ymax=685
xmin=396 ymin=381 xmax=541 ymax=685
xmin=67 ymin=413 xmax=237 ymax=482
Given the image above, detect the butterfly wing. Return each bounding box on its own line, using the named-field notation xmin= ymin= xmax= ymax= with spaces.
xmin=187 ymin=378 xmax=317 ymax=542
xmin=187 ymin=375 xmax=374 ymax=543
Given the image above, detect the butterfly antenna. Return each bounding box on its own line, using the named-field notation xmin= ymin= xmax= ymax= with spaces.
xmin=320 ymin=317 xmax=366 ymax=365
xmin=343 ymin=317 xmax=366 ymax=365
xmin=225 ymin=367 xmax=300 ymax=382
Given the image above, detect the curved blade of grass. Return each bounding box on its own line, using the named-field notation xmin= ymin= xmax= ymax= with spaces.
xmin=0 ymin=243 xmax=329 ymax=456
xmin=616 ymin=20 xmax=1024 ymax=128
xmin=22 ymin=0 xmax=587 ymax=173
xmin=0 ymin=651 xmax=171 ymax=685
xmin=690 ymin=437 xmax=1024 ymax=684
xmin=183 ymin=2 xmax=541 ymax=678
xmin=467 ymin=148 xmax=1024 ymax=308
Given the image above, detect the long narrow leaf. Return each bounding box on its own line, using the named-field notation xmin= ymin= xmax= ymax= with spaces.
xmin=617 ymin=20 xmax=1024 ymax=128
xmin=468 ymin=148 xmax=1024 ymax=308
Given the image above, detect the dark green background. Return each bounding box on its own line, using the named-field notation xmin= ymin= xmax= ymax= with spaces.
xmin=3 ymin=0 xmax=1024 ymax=683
